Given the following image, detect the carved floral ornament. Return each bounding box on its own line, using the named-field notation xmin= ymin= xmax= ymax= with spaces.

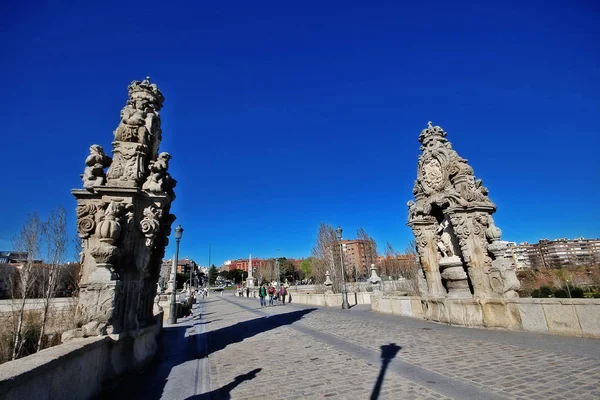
xmin=76 ymin=204 xmax=98 ymax=238
xmin=140 ymin=205 xmax=163 ymax=247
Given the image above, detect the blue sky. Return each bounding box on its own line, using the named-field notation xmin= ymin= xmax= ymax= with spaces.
xmin=1 ymin=1 xmax=599 ymax=266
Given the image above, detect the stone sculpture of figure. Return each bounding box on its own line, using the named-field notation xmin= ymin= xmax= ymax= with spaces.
xmin=113 ymin=78 xmax=162 ymax=147
xmin=142 ymin=152 xmax=176 ymax=193
xmin=436 ymin=219 xmax=455 ymax=258
xmin=82 ymin=145 xmax=112 ymax=189
xmin=115 ymin=98 xmax=150 ymax=143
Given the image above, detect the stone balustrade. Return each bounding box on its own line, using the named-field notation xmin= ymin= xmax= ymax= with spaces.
xmin=371 ymin=294 xmax=600 ymax=339
xmin=0 ymin=312 xmax=163 ymax=400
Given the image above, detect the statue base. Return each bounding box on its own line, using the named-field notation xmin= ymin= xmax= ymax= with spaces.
xmin=440 ymin=257 xmax=471 ymax=298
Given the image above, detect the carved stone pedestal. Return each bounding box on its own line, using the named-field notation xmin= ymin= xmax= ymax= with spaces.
xmin=440 ymin=257 xmax=471 ymax=297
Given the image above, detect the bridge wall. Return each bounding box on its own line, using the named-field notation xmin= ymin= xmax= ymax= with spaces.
xmin=289 ymin=292 xmax=372 ymax=307
xmin=371 ymin=295 xmax=600 ymax=339
xmin=0 ymin=313 xmax=163 ymax=400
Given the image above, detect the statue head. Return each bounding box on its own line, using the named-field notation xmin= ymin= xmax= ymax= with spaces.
xmin=128 ymin=78 xmax=165 ymax=111
xmin=89 ymin=144 xmax=105 ymax=156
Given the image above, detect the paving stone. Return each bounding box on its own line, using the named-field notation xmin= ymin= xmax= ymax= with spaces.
xmin=110 ymin=293 xmax=600 ymax=399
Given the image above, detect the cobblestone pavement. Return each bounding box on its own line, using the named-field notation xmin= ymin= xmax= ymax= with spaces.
xmin=107 ymin=292 xmax=600 ymax=400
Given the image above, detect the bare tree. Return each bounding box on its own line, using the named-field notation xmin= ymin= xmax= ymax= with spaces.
xmin=36 ymin=206 xmax=68 ymax=352
xmin=311 ymin=223 xmax=343 ymax=291
xmin=378 ymin=241 xmax=421 ymax=295
xmin=356 ymin=227 xmax=377 ymax=279
xmin=11 ymin=212 xmax=42 ymax=360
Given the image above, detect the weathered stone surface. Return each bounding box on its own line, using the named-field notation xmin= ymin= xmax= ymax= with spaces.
xmin=480 ymin=299 xmax=521 ymax=329
xmin=407 ymin=122 xmax=519 ymax=299
xmin=0 ymin=321 xmax=161 ymax=400
xmin=516 ymin=301 xmax=548 ymax=333
xmin=542 ymin=303 xmax=582 ymax=336
xmin=575 ymin=302 xmax=600 ymax=337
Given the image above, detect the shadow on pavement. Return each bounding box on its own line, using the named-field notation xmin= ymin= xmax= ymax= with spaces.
xmin=184 ymin=368 xmax=262 ymax=400
xmin=370 ymin=343 xmax=402 ymax=400
xmin=98 ymin=308 xmax=315 ymax=400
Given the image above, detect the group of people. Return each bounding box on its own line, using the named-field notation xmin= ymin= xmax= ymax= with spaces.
xmin=258 ymin=283 xmax=288 ymax=307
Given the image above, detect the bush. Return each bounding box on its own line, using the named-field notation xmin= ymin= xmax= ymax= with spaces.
xmin=554 ymin=289 xmax=568 ymax=298
xmin=570 ymin=287 xmax=585 ymax=298
xmin=531 ymin=286 xmax=554 ymax=298
xmin=530 ymin=285 xmax=586 ymax=298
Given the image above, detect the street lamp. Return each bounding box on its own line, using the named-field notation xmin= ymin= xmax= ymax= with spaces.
xmin=169 ymin=224 xmax=184 ymax=324
xmin=336 ymin=226 xmax=350 ymax=309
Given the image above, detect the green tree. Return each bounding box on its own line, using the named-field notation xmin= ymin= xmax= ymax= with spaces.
xmin=208 ymin=265 xmax=218 ymax=285
xmin=299 ymin=258 xmax=313 ymax=278
xmin=278 ymin=258 xmax=297 ymax=282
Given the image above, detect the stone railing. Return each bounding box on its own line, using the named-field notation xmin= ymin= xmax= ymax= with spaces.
xmin=289 ymin=292 xmax=372 ymax=307
xmin=371 ymin=294 xmax=600 ymax=339
xmin=288 ymin=280 xmax=416 ymax=294
xmin=0 ymin=312 xmax=163 ymax=400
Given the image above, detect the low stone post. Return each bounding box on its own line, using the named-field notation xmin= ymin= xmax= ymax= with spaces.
xmin=367 ymin=263 xmax=383 ymax=293
xmin=323 ymin=271 xmax=333 ymax=294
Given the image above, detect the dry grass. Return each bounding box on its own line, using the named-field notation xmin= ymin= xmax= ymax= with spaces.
xmin=0 ymin=301 xmax=78 ymax=364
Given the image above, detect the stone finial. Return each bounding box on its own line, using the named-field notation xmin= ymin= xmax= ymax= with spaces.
xmin=323 ymin=271 xmax=333 ymax=294
xmin=485 ymin=217 xmax=502 ymax=243
xmin=82 ymin=145 xmax=112 ymax=189
xmin=367 ymin=264 xmax=382 ymax=292
xmin=367 ymin=264 xmax=382 ymax=284
xmin=324 ymin=271 xmax=333 ymax=286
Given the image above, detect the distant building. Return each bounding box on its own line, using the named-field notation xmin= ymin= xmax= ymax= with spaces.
xmin=0 ymin=251 xmax=42 ymax=265
xmin=505 ymin=242 xmax=532 ymax=270
xmin=176 ymin=258 xmax=198 ymax=275
xmin=225 ymin=258 xmax=267 ymax=272
xmin=526 ymin=238 xmax=600 ymax=269
xmin=340 ymin=240 xmax=376 ymax=278
xmin=500 ymin=238 xmax=600 ymax=269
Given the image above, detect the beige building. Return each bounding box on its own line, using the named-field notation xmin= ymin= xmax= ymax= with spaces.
xmin=503 ymin=238 xmax=600 ymax=269
xmin=528 ymin=237 xmax=600 ymax=269
xmin=505 ymin=242 xmax=532 ymax=270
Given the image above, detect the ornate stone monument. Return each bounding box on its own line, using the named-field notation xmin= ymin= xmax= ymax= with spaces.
xmin=407 ymin=122 xmax=519 ymax=299
xmin=69 ymin=77 xmax=177 ymax=338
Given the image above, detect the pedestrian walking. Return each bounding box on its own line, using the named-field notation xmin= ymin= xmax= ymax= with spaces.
xmin=280 ymin=285 xmax=287 ymax=305
xmin=259 ymin=284 xmax=267 ymax=307
xmin=268 ymin=285 xmax=276 ymax=306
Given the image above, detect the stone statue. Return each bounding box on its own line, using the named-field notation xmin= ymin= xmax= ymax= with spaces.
xmin=106 ymin=77 xmax=165 ymax=188
xmin=436 ymin=219 xmax=455 ymax=258
xmin=142 ymin=152 xmax=176 ymax=193
xmin=114 ymin=77 xmax=163 ymax=146
xmin=82 ymin=145 xmax=111 ymax=189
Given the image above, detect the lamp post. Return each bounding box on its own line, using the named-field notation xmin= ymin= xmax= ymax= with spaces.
xmin=336 ymin=226 xmax=350 ymax=309
xmin=169 ymin=224 xmax=184 ymax=324
xmin=276 ymin=248 xmax=281 ymax=288
xmin=207 ymin=242 xmax=212 ymax=297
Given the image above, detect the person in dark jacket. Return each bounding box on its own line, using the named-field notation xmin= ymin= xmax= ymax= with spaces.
xmin=258 ymin=284 xmax=267 ymax=307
